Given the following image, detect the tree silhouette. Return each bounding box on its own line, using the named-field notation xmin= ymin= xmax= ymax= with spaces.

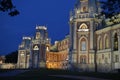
xmin=5 ymin=50 xmax=18 ymax=63
xmin=0 ymin=0 xmax=19 ymax=16
xmin=100 ymin=0 xmax=120 ymax=18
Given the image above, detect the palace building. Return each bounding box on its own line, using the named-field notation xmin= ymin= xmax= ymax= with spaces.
xmin=69 ymin=0 xmax=120 ymax=72
xmin=17 ymin=26 xmax=50 ymax=68
xmin=17 ymin=26 xmax=69 ymax=69
xmin=17 ymin=0 xmax=120 ymax=72
xmin=0 ymin=56 xmax=5 ymax=64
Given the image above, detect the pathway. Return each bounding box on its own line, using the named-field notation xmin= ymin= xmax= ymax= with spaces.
xmin=49 ymin=75 xmax=111 ymax=80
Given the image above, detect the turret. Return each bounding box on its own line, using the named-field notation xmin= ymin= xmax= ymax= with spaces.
xmin=35 ymin=26 xmax=48 ymax=40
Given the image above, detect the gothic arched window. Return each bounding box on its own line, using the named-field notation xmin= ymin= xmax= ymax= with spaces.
xmin=36 ymin=32 xmax=40 ymax=39
xmin=114 ymin=33 xmax=118 ymax=51
xmin=20 ymin=51 xmax=25 ymax=63
xmin=83 ymin=6 xmax=87 ymax=12
xmin=105 ymin=36 xmax=109 ymax=49
xmin=33 ymin=45 xmax=39 ymax=50
xmin=80 ymin=23 xmax=88 ymax=29
xmin=99 ymin=38 xmax=102 ymax=50
xmin=81 ymin=38 xmax=86 ymax=51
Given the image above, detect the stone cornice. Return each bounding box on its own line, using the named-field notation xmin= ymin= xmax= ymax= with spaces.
xmin=111 ymin=24 xmax=120 ymax=30
xmin=96 ymin=27 xmax=111 ymax=34
xmin=96 ymin=24 xmax=120 ymax=34
xmin=73 ymin=18 xmax=93 ymax=22
xmin=97 ymin=49 xmax=111 ymax=53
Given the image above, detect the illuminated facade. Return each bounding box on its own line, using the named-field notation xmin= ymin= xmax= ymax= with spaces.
xmin=0 ymin=56 xmax=5 ymax=64
xmin=17 ymin=37 xmax=31 ymax=68
xmin=46 ymin=51 xmax=68 ymax=69
xmin=69 ymin=0 xmax=120 ymax=72
xmin=46 ymin=36 xmax=69 ymax=69
xmin=17 ymin=26 xmax=50 ymax=68
xmin=17 ymin=0 xmax=120 ymax=72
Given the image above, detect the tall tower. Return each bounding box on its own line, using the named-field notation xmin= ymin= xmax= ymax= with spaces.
xmin=17 ymin=37 xmax=31 ymax=68
xmin=69 ymin=0 xmax=99 ymax=71
xmin=35 ymin=26 xmax=48 ymax=40
xmin=30 ymin=26 xmax=48 ymax=68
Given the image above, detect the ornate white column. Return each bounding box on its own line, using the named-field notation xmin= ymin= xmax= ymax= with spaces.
xmin=118 ymin=32 xmax=120 ymax=62
xmin=90 ymin=20 xmax=94 ymax=50
xmin=73 ymin=22 xmax=77 ymax=50
xmin=17 ymin=51 xmax=20 ymax=68
xmin=110 ymin=31 xmax=114 ymax=70
xmin=71 ymin=22 xmax=77 ymax=64
xmin=24 ymin=50 xmax=27 ymax=68
xmin=69 ymin=23 xmax=73 ymax=49
xmin=116 ymin=30 xmax=120 ymax=69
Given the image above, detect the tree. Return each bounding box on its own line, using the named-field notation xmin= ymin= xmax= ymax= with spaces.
xmin=5 ymin=50 xmax=18 ymax=63
xmin=0 ymin=0 xmax=19 ymax=16
xmin=100 ymin=0 xmax=120 ymax=18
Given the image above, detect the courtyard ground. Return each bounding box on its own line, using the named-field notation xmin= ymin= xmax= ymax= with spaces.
xmin=0 ymin=68 xmax=120 ymax=80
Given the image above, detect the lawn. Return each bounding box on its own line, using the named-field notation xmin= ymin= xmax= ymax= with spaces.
xmin=0 ymin=69 xmax=14 ymax=73
xmin=0 ymin=68 xmax=120 ymax=80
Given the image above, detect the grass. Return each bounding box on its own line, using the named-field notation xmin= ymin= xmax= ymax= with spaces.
xmin=0 ymin=69 xmax=14 ymax=73
xmin=0 ymin=68 xmax=120 ymax=80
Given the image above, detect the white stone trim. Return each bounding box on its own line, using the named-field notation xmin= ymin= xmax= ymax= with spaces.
xmin=73 ymin=22 xmax=77 ymax=50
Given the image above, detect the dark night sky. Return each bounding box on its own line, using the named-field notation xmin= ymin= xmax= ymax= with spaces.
xmin=0 ymin=0 xmax=76 ymax=55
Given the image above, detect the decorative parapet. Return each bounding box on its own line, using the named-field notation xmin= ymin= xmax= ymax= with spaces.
xmin=23 ymin=37 xmax=31 ymax=40
xmin=36 ymin=26 xmax=47 ymax=30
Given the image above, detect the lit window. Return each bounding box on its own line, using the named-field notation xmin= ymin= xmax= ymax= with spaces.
xmin=82 ymin=41 xmax=86 ymax=50
xmin=20 ymin=51 xmax=25 ymax=56
xmin=99 ymin=38 xmax=102 ymax=50
xmin=115 ymin=55 xmax=119 ymax=62
xmin=46 ymin=47 xmax=49 ymax=51
xmin=81 ymin=38 xmax=86 ymax=51
xmin=114 ymin=33 xmax=118 ymax=51
xmin=80 ymin=23 xmax=88 ymax=29
xmin=78 ymin=23 xmax=89 ymax=32
xmin=21 ymin=53 xmax=24 ymax=56
xmin=81 ymin=25 xmax=86 ymax=29
xmin=20 ymin=52 xmax=25 ymax=63
xmin=33 ymin=45 xmax=39 ymax=50
xmin=80 ymin=56 xmax=86 ymax=64
xmin=36 ymin=32 xmax=40 ymax=39
xmin=105 ymin=36 xmax=109 ymax=49
xmin=83 ymin=6 xmax=87 ymax=12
